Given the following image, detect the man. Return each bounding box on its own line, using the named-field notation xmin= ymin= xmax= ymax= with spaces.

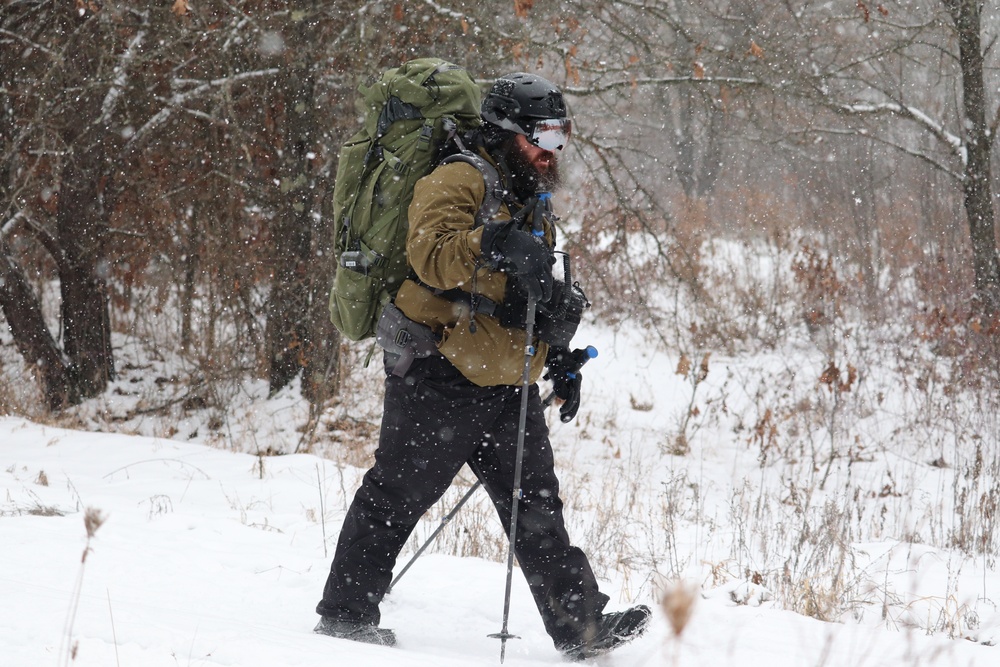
xmin=315 ymin=72 xmax=650 ymax=660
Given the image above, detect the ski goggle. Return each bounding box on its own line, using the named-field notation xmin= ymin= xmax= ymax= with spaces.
xmin=529 ymin=118 xmax=573 ymax=152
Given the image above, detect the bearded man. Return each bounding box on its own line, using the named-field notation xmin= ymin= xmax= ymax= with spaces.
xmin=314 ymin=72 xmax=650 ymax=660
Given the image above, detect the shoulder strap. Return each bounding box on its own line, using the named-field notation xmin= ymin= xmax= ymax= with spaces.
xmin=440 ymin=151 xmax=505 ymax=227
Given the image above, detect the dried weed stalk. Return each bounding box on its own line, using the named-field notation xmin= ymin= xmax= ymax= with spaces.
xmin=61 ymin=508 xmax=106 ymax=666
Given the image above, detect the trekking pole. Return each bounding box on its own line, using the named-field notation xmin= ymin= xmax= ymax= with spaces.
xmin=385 ymin=480 xmax=482 ymax=595
xmin=488 ymin=294 xmax=538 ymax=664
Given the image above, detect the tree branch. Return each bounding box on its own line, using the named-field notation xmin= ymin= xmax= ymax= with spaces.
xmin=835 ymin=101 xmax=965 ymax=162
xmin=563 ymin=75 xmax=764 ymax=97
xmin=98 ymin=28 xmax=147 ymax=126
xmin=0 ymin=27 xmax=59 ymax=58
xmin=125 ymin=68 xmax=280 ymax=151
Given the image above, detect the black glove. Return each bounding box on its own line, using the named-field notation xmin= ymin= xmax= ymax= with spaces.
xmin=544 ymin=347 xmax=583 ymax=423
xmin=481 ymin=221 xmax=554 ymax=302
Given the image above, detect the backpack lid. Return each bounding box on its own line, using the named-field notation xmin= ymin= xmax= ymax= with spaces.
xmin=359 ymin=58 xmax=483 ymax=140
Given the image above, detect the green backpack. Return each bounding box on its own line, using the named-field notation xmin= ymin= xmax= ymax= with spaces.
xmin=329 ymin=58 xmax=484 ymax=341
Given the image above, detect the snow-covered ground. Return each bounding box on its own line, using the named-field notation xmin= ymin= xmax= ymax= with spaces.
xmin=1 ymin=415 xmax=996 ymax=667
xmin=2 ymin=313 xmax=999 ymax=666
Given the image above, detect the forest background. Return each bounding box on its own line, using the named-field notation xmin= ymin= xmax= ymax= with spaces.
xmin=4 ymin=0 xmax=1000 ymax=411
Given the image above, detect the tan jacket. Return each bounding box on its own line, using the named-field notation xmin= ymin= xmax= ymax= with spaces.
xmin=395 ymin=153 xmax=552 ymax=386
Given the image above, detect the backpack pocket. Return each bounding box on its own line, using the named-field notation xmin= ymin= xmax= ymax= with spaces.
xmin=330 ymin=266 xmax=383 ymax=341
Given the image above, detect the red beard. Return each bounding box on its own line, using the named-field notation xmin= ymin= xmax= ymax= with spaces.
xmin=507 ymin=138 xmax=562 ymax=197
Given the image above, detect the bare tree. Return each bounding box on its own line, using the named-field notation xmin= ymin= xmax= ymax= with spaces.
xmin=703 ymin=1 xmax=1000 ymax=312
xmin=1 ymin=0 xmax=517 ymax=411
xmin=940 ymin=0 xmax=1000 ymax=312
xmin=264 ymin=3 xmax=326 ymax=396
xmin=1 ymin=1 xmax=125 ymax=406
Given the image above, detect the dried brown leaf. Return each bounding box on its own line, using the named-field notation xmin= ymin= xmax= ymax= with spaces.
xmin=676 ymin=353 xmax=692 ymax=377
xmin=856 ymin=0 xmax=870 ymax=22
xmin=698 ymin=352 xmax=711 ymax=382
xmin=819 ymin=361 xmax=840 ymax=387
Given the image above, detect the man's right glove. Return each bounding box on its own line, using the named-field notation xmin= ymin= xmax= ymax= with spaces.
xmin=481 ymin=221 xmax=554 ymax=302
xmin=544 ymin=347 xmax=583 ymax=423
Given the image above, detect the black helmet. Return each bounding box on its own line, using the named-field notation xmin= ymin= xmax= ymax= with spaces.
xmin=482 ymin=73 xmax=572 ymax=151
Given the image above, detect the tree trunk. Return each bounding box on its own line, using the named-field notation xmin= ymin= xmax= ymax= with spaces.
xmin=56 ymin=149 xmax=115 ymax=398
xmin=945 ymin=0 xmax=1000 ymax=314
xmin=0 ymin=4 xmax=115 ymax=407
xmin=301 ymin=183 xmax=340 ymax=406
xmin=266 ymin=6 xmax=321 ymax=395
xmin=181 ymin=207 xmax=200 ymax=353
xmin=0 ymin=244 xmax=74 ymax=409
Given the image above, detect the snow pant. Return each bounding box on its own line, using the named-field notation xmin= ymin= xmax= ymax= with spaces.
xmin=316 ymin=353 xmax=609 ymax=647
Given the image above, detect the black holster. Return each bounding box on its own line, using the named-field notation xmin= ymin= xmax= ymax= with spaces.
xmin=376 ymin=302 xmax=441 ymax=377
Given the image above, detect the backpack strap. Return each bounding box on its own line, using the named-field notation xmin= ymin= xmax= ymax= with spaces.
xmin=440 ymin=151 xmax=505 ymax=227
xmin=413 ymin=278 xmax=502 ymax=318
xmin=406 ymin=151 xmax=528 ymax=333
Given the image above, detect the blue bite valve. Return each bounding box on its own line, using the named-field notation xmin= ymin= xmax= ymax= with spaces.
xmin=585 ymin=345 xmax=598 ymax=359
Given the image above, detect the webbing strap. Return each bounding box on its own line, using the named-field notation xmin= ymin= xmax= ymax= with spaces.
xmin=414 ymin=278 xmax=502 ymax=318
xmin=441 ymin=152 xmax=506 ymax=227
xmin=388 ymin=336 xmax=440 ymax=377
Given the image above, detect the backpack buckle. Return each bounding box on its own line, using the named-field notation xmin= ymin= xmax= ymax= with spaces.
xmin=394 ymin=329 xmax=412 ymax=347
xmin=417 ymin=120 xmax=434 ymax=148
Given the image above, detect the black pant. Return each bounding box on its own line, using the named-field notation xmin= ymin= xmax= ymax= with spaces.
xmin=316 ymin=354 xmax=608 ymax=647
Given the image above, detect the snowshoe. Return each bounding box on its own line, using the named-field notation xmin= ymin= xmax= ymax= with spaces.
xmin=313 ymin=616 xmax=397 ymax=647
xmin=557 ymin=605 xmax=651 ymax=661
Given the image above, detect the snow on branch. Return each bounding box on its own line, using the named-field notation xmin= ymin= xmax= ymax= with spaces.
xmin=126 ymin=68 xmax=280 ymax=150
xmin=562 ymin=75 xmax=763 ymax=96
xmin=838 ymin=101 xmax=966 ymax=164
xmin=1 ymin=211 xmax=26 ymax=240
xmin=419 ymin=0 xmax=477 ymax=28
xmin=805 ymin=125 xmax=963 ymax=181
xmin=99 ymin=29 xmax=147 ymax=127
xmin=413 ymin=0 xmax=482 ymax=36
xmin=0 ymin=28 xmax=59 ymax=59
xmin=1 ymin=210 xmax=63 ymax=264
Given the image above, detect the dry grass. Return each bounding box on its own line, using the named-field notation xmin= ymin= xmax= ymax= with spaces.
xmin=61 ymin=507 xmax=106 ymax=666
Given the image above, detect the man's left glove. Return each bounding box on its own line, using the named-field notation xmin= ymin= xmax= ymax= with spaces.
xmin=544 ymin=347 xmax=582 ymax=423
xmin=480 ymin=221 xmax=554 ymax=302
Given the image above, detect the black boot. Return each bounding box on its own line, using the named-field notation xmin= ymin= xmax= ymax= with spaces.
xmin=556 ymin=605 xmax=651 ymax=660
xmin=314 ymin=616 xmax=397 ymax=647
